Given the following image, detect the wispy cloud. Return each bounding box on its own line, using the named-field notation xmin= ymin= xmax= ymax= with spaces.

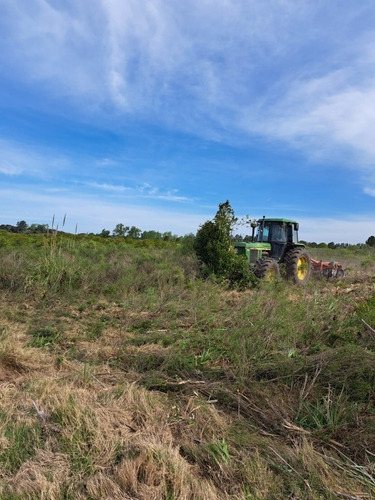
xmin=153 ymin=192 xmax=191 ymax=203
xmin=0 ymin=140 xmax=71 ymax=179
xmin=0 ymin=140 xmax=192 ymax=203
xmin=364 ymin=187 xmax=375 ymax=198
xmin=0 ymin=161 xmax=23 ymax=176
xmin=136 ymin=183 xmax=192 ymax=202
xmin=88 ymin=181 xmax=192 ymax=202
xmin=0 ymin=0 xmax=104 ymax=99
xmin=242 ymin=69 xmax=375 ymax=162
xmin=88 ymin=182 xmax=131 ymax=193
xmin=95 ymin=158 xmax=119 ymax=168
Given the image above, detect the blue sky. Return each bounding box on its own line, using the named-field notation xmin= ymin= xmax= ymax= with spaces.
xmin=0 ymin=0 xmax=375 ymax=243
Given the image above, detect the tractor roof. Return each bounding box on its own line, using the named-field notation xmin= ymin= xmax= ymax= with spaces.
xmin=258 ymin=218 xmax=298 ymax=224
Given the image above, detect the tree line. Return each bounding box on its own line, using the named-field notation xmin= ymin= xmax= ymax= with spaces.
xmin=99 ymin=223 xmax=182 ymax=241
xmin=0 ymin=221 xmax=49 ymax=234
xmin=0 ymin=220 xmax=193 ymax=243
xmin=1 ymin=219 xmax=375 ymax=247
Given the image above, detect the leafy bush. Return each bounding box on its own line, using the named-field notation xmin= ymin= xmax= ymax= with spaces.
xmin=194 ymin=201 xmax=255 ymax=288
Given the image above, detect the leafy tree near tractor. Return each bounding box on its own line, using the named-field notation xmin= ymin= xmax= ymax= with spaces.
xmin=194 ymin=201 xmax=254 ymax=288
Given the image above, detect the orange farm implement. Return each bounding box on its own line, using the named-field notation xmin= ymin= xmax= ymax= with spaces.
xmin=310 ymin=258 xmax=345 ymax=278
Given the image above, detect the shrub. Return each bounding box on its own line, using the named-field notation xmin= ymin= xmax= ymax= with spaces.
xmin=194 ymin=201 xmax=255 ymax=288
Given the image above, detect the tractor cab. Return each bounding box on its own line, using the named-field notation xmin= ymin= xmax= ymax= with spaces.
xmin=256 ymin=218 xmax=300 ymax=260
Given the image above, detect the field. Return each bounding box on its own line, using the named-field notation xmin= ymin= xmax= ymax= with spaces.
xmin=0 ymin=232 xmax=374 ymax=499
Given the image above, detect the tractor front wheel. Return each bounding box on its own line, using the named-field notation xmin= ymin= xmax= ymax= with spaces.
xmin=285 ymin=248 xmax=311 ymax=285
xmin=255 ymin=258 xmax=280 ymax=281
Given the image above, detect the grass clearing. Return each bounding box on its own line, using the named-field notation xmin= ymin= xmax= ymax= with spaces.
xmin=0 ymin=234 xmax=374 ymax=498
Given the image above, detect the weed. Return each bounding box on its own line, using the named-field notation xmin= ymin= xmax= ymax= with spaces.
xmin=207 ymin=438 xmax=230 ymax=465
xmin=0 ymin=490 xmax=26 ymax=500
xmin=0 ymin=422 xmax=43 ymax=473
xmin=296 ymin=386 xmax=352 ymax=436
xmin=85 ymin=319 xmax=106 ymax=340
xmin=130 ymin=319 xmax=153 ymax=334
xmin=27 ymin=327 xmax=59 ymax=348
xmin=357 ymin=295 xmax=375 ymax=328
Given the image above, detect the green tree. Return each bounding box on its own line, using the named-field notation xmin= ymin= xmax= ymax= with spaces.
xmin=99 ymin=229 xmax=111 ymax=238
xmin=113 ymin=223 xmax=129 ymax=237
xmin=232 ymin=234 xmax=244 ymax=242
xmin=179 ymin=233 xmax=195 ymax=254
xmin=28 ymin=223 xmax=48 ymax=234
xmin=194 ymin=201 xmax=254 ymax=288
xmin=127 ymin=226 xmax=142 ymax=239
xmin=16 ymin=220 xmax=28 ymax=233
xmin=213 ymin=200 xmax=237 ymax=236
xmin=162 ymin=231 xmax=174 ymax=241
xmin=141 ymin=230 xmax=163 ymax=240
xmin=366 ymin=235 xmax=375 ymax=247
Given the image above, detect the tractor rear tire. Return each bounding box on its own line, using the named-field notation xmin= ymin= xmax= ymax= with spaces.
xmin=285 ymin=248 xmax=311 ymax=285
xmin=255 ymin=258 xmax=280 ymax=281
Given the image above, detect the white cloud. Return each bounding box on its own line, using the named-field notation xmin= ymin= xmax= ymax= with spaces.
xmin=88 ymin=182 xmax=131 ymax=192
xmin=242 ymin=70 xmax=375 ymax=165
xmin=154 ymin=192 xmax=191 ymax=203
xmin=88 ymin=181 xmax=192 ymax=202
xmin=364 ymin=187 xmax=375 ymax=197
xmin=136 ymin=184 xmax=192 ymax=202
xmin=0 ymin=1 xmax=97 ymax=95
xmin=0 ymin=161 xmax=23 ymax=176
xmin=0 ymin=140 xmax=193 ymax=205
xmin=95 ymin=158 xmax=119 ymax=168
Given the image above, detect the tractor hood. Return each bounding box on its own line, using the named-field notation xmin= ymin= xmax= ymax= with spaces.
xmin=234 ymin=241 xmax=271 ymax=265
xmin=234 ymin=242 xmax=271 ymax=250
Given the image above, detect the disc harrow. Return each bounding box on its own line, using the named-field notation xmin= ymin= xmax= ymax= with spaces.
xmin=310 ymin=258 xmax=345 ymax=278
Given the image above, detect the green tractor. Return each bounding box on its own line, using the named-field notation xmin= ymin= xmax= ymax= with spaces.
xmin=234 ymin=217 xmax=311 ymax=285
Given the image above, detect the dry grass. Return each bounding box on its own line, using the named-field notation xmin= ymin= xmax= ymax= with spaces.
xmin=0 ymin=361 xmax=223 ymax=499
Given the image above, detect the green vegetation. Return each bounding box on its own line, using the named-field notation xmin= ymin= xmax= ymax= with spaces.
xmin=194 ymin=201 xmax=255 ymax=288
xmin=0 ymin=229 xmax=374 ymax=499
